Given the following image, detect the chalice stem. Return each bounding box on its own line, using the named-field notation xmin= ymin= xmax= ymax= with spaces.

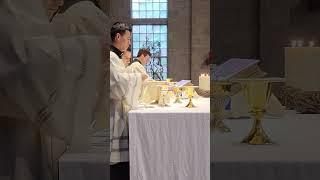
xmin=174 ymin=94 xmax=182 ymax=103
xmin=211 ymin=111 xmax=231 ymax=133
xmin=186 ymin=96 xmax=195 ymax=108
xmin=242 ymin=110 xmax=273 ymax=145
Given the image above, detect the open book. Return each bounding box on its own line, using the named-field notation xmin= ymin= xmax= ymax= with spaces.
xmin=212 ymin=58 xmax=265 ymax=81
xmin=175 ymin=80 xmax=193 ymax=87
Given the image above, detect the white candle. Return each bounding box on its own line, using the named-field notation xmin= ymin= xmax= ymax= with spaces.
xmin=199 ymin=73 xmax=210 ymax=91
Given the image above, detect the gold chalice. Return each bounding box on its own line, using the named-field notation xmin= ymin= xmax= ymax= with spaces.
xmin=232 ymin=78 xmax=285 ymax=145
xmin=173 ymin=86 xmax=183 ymax=103
xmin=183 ymin=86 xmax=198 ymax=108
xmin=211 ymin=81 xmax=232 ymax=133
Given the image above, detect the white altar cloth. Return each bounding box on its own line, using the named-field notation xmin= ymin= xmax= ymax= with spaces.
xmin=129 ymin=98 xmax=210 ymax=180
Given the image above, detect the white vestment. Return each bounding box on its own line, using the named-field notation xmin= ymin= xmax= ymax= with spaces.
xmin=51 ymin=1 xmax=109 ymax=38
xmin=127 ymin=61 xmax=150 ymax=100
xmin=0 ymin=0 xmax=103 ymax=179
xmin=128 ymin=61 xmax=147 ymax=75
xmin=50 ymin=0 xmax=110 ymax=153
xmin=110 ymin=51 xmax=142 ymax=164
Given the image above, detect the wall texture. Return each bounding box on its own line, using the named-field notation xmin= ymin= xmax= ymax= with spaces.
xmin=191 ymin=0 xmax=211 ymax=84
xmin=211 ymin=0 xmax=320 ymax=77
xmin=168 ymin=0 xmax=191 ymax=81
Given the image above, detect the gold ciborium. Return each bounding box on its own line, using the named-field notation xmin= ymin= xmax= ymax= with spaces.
xmin=232 ymin=78 xmax=285 ymax=145
xmin=183 ymin=86 xmax=198 ymax=108
xmin=211 ymin=81 xmax=232 ymax=133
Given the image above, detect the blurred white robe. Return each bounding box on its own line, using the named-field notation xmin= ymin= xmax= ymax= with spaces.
xmin=0 ymin=0 xmax=103 ymax=179
xmin=50 ymin=0 xmax=110 ymax=153
xmin=51 ymin=1 xmax=109 ymax=38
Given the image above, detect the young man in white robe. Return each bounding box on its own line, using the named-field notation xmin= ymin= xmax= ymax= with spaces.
xmin=109 ymin=22 xmax=148 ymax=179
xmin=128 ymin=48 xmax=151 ymax=75
xmin=0 ymin=0 xmax=106 ymax=179
xmin=127 ymin=48 xmax=152 ymax=100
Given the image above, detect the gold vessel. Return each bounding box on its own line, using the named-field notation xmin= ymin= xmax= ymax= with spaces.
xmin=211 ymin=81 xmax=232 ymax=133
xmin=232 ymin=78 xmax=285 ymax=145
xmin=183 ymin=86 xmax=198 ymax=108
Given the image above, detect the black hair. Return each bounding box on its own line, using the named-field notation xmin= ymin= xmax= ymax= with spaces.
xmin=110 ymin=22 xmax=132 ymax=42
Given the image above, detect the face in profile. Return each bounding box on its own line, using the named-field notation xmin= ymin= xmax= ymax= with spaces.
xmin=122 ymin=51 xmax=131 ymax=67
xmin=141 ymin=54 xmax=151 ymax=65
xmin=115 ymin=30 xmax=131 ymax=52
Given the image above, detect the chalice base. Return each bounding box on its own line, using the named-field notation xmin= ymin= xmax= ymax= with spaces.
xmin=186 ymin=99 xmax=196 ymax=108
xmin=212 ymin=122 xmax=231 ymax=133
xmin=211 ymin=119 xmax=231 ymax=133
xmin=241 ymin=127 xmax=273 ymax=145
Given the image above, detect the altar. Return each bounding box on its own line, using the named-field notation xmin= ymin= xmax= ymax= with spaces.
xmin=128 ymin=98 xmax=210 ymax=180
xmin=211 ymin=111 xmax=320 ymax=180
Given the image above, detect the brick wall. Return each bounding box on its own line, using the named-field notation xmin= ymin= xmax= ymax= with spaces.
xmin=168 ymin=0 xmax=191 ymax=81
xmin=191 ymin=0 xmax=210 ymax=84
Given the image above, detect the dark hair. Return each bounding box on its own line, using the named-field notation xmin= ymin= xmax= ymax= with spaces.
xmin=110 ymin=22 xmax=132 ymax=42
xmin=137 ymin=48 xmax=151 ymax=57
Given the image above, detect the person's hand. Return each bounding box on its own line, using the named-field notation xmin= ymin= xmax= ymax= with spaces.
xmin=122 ymin=58 xmax=130 ymax=67
xmin=142 ymin=74 xmax=148 ymax=81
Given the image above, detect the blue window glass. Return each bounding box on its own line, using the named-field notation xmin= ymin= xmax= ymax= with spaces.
xmin=132 ymin=25 xmax=168 ymax=80
xmin=132 ymin=0 xmax=167 ymax=19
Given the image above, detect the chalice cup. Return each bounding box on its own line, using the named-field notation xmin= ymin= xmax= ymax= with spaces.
xmin=184 ymin=86 xmax=197 ymax=108
xmin=232 ymin=78 xmax=285 ymax=145
xmin=211 ymin=81 xmax=232 ymax=133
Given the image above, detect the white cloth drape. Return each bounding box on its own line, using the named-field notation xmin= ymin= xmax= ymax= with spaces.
xmin=129 ymin=98 xmax=210 ymax=180
xmin=0 ymin=0 xmax=104 ymax=179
